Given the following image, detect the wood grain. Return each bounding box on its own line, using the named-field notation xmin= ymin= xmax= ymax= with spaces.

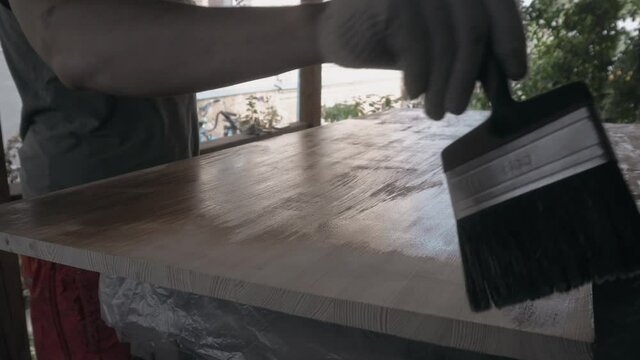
xmin=0 ymin=110 xmax=637 ymax=360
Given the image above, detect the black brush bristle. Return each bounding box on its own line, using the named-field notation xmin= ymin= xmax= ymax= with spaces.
xmin=458 ymin=162 xmax=640 ymax=311
xmin=442 ymin=81 xmax=640 ymax=312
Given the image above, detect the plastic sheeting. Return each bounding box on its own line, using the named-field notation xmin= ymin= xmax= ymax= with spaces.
xmin=99 ymin=276 xmax=483 ymax=360
xmin=100 ymin=275 xmax=293 ymax=360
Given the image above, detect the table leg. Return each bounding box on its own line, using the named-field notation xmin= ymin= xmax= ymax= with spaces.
xmin=593 ymin=278 xmax=640 ymax=359
xmin=0 ymin=123 xmax=30 ymax=359
xmin=0 ymin=250 xmax=30 ymax=360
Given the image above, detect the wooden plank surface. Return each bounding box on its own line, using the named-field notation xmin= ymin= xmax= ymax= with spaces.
xmin=0 ymin=109 xmax=637 ymax=360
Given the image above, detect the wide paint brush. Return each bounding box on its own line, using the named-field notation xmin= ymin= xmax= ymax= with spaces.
xmin=442 ymin=59 xmax=640 ymax=311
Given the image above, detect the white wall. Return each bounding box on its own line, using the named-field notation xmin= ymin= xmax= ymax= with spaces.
xmin=0 ymin=46 xmax=22 ymax=147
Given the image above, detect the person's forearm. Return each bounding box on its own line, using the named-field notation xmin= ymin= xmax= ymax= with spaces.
xmin=11 ymin=0 xmax=326 ymax=96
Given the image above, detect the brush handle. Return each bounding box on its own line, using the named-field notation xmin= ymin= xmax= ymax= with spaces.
xmin=480 ymin=57 xmax=515 ymax=110
xmin=480 ymin=56 xmax=518 ymax=133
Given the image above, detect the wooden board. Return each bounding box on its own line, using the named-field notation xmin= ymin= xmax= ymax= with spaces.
xmin=0 ymin=110 xmax=637 ymax=360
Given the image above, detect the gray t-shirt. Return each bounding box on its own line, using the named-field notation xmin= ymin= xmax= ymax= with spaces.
xmin=0 ymin=4 xmax=199 ymax=198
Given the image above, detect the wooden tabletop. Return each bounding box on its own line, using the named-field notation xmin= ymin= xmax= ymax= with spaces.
xmin=1 ymin=109 xmax=638 ymax=360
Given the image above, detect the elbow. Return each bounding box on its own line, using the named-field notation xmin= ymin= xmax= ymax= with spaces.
xmin=49 ymin=52 xmax=96 ymax=90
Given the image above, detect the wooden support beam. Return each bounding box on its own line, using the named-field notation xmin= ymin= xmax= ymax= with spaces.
xmin=298 ymin=64 xmax=322 ymax=128
xmin=298 ymin=0 xmax=323 ymax=128
xmin=0 ymin=123 xmax=30 ymax=360
xmin=0 ymin=126 xmax=9 ymax=204
xmin=199 ymin=123 xmax=308 ymax=155
xmin=0 ymin=251 xmax=29 ymax=360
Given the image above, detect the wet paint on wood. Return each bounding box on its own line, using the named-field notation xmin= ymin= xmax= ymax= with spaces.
xmin=0 ymin=110 xmax=638 ymax=360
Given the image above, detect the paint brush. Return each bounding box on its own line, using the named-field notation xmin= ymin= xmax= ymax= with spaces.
xmin=442 ymin=59 xmax=640 ymax=311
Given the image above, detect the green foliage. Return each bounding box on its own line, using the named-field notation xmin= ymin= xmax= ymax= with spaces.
xmin=602 ymin=33 xmax=640 ymax=122
xmin=468 ymin=85 xmax=490 ymax=110
xmin=470 ymin=0 xmax=640 ymax=123
xmin=262 ymin=104 xmax=283 ymax=128
xmin=4 ymin=135 xmax=21 ymax=184
xmin=322 ymin=95 xmax=398 ymax=123
xmin=241 ymin=95 xmax=260 ymax=125
xmin=240 ymin=95 xmax=283 ymax=133
xmin=322 ymin=102 xmax=364 ymax=123
xmin=517 ymin=0 xmax=624 ymax=106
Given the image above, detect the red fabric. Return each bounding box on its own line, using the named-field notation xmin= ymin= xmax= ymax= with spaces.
xmin=21 ymin=256 xmax=130 ymax=360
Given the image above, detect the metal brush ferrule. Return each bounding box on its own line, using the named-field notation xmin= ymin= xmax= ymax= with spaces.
xmin=446 ymin=108 xmax=612 ymax=220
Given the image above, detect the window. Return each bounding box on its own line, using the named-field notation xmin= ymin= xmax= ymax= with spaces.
xmin=196 ymin=0 xmax=408 ymax=151
xmin=196 ymin=0 xmax=307 ymax=152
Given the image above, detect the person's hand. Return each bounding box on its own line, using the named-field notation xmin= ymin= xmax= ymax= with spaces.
xmin=318 ymin=0 xmax=527 ymax=120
